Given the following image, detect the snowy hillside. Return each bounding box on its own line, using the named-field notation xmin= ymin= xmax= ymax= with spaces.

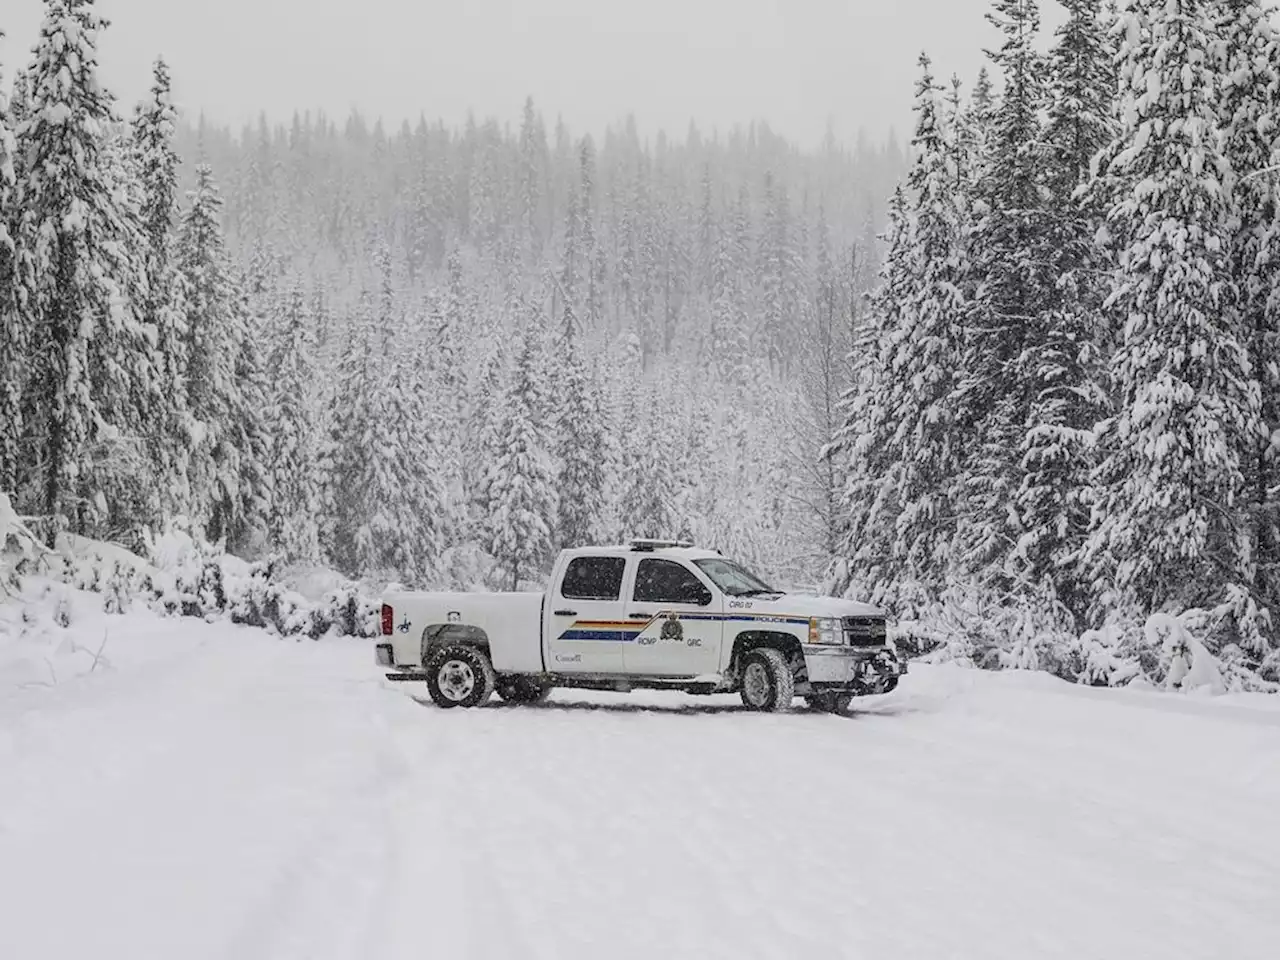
xmin=2 ymin=597 xmax=1278 ymax=960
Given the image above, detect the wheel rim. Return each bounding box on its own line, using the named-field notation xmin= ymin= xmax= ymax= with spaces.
xmin=438 ymin=660 xmax=476 ymax=702
xmin=743 ymin=662 xmax=771 ymax=707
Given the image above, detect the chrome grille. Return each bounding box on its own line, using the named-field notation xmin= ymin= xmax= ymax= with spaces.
xmin=843 ymin=616 xmax=887 ymax=648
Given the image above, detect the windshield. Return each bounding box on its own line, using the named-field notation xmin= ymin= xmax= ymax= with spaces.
xmin=693 ymin=558 xmax=778 ymax=597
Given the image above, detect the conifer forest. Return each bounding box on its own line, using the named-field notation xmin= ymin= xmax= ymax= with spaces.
xmin=3 ymin=0 xmax=1280 ymax=692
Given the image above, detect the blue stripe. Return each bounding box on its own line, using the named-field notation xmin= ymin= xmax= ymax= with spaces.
xmin=561 ymin=629 xmax=644 ymax=642
xmin=561 ymin=613 xmax=810 ymax=642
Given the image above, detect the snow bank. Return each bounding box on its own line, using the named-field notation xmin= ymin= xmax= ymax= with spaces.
xmin=883 ymin=573 xmax=1277 ymax=697
xmin=1 ymin=508 xmax=381 ymax=693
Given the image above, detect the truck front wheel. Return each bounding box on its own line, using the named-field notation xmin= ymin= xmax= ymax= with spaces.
xmin=739 ymin=648 xmax=794 ymax=712
xmin=425 ymin=645 xmax=496 ymax=709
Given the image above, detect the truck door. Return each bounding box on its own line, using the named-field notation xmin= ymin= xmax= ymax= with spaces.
xmin=623 ymin=558 xmax=724 ymax=677
xmin=545 ymin=554 xmax=631 ymax=674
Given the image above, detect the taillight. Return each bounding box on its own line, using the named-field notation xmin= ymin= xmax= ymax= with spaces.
xmin=381 ymin=604 xmax=394 ymax=636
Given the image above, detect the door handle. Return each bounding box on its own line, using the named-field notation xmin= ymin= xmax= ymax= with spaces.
xmin=629 ymin=612 xmax=652 ymax=619
xmin=554 ymin=609 xmax=578 ymax=617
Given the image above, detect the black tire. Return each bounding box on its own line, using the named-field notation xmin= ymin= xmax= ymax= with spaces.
xmin=425 ymin=645 xmax=496 ymax=709
xmin=494 ymin=677 xmax=552 ymax=704
xmin=739 ymin=648 xmax=794 ymax=712
xmin=806 ymin=692 xmax=854 ymax=713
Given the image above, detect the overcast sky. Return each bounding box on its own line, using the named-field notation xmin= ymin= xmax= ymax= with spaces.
xmin=3 ymin=0 xmax=1065 ymax=147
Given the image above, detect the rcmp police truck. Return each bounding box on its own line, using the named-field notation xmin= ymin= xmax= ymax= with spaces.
xmin=376 ymin=539 xmax=905 ymax=713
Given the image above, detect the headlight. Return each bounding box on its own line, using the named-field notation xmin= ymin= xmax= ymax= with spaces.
xmin=808 ymin=617 xmax=843 ymax=645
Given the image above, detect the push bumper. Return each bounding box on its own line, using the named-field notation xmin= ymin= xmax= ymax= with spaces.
xmin=802 ymin=646 xmax=906 ymax=694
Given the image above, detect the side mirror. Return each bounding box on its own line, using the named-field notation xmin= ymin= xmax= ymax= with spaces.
xmin=695 ymin=587 xmax=713 ymax=607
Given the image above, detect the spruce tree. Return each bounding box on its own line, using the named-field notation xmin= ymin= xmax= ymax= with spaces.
xmin=957 ymin=0 xmax=1050 ymax=580
xmin=1086 ymin=0 xmax=1256 ymax=616
xmin=578 ymin=137 xmax=600 ymax=328
xmin=266 ymin=285 xmax=321 ymax=563
xmin=11 ymin=0 xmax=154 ymax=541
xmin=393 ymin=346 xmax=447 ymax=586
xmin=1016 ymin=0 xmax=1115 ymax=613
xmin=829 ymin=187 xmax=913 ymax=597
xmin=0 ymin=36 xmax=19 ymax=497
xmin=1214 ymin=0 xmax=1280 ymax=663
xmin=518 ymin=96 xmax=547 ymax=258
xmin=555 ymin=322 xmax=608 ymax=551
xmin=761 ymin=172 xmax=794 ymax=374
xmin=224 ymin=280 xmax=272 ymax=556
xmin=323 ymin=311 xmax=378 ymax=576
xmin=484 ymin=320 xmax=559 ymax=590
xmin=131 ymin=57 xmax=190 ymax=517
xmin=882 ymin=54 xmax=967 ymax=583
xmin=177 ymin=164 xmax=241 ymax=538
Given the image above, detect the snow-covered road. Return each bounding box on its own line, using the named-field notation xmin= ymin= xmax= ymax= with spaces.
xmin=2 ymin=616 xmax=1278 ymax=960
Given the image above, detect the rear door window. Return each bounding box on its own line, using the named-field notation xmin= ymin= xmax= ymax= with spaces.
xmin=560 ymin=556 xmax=627 ymax=601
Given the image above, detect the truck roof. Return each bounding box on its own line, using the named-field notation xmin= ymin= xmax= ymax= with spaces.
xmin=567 ymin=544 xmax=725 ymax=562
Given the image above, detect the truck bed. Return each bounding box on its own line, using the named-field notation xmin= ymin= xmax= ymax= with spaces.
xmin=381 ymin=590 xmax=545 ymax=674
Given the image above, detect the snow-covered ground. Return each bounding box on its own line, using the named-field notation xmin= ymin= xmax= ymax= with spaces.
xmin=2 ymin=607 xmax=1279 ymax=960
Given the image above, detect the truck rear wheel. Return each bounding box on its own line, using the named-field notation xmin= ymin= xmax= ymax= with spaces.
xmin=739 ymin=648 xmax=794 ymax=713
xmin=425 ymin=645 xmax=496 ymax=709
xmin=495 ymin=677 xmax=552 ymax=704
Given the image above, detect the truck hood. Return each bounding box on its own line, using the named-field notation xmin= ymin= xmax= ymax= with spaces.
xmin=732 ymin=593 xmax=884 ymax=619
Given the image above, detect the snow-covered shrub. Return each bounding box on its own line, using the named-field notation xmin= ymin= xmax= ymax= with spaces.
xmin=318 ymin=586 xmax=380 ymax=638
xmin=1 ymin=509 xmax=381 ymax=644
xmin=220 ymin=559 xmax=380 ymax=639
xmin=862 ymin=577 xmax=941 ymax=659
xmin=1146 ymin=612 xmax=1226 ymax=696
xmin=913 ymin=579 xmax=1078 ymax=679
xmin=1259 ymin=648 xmax=1280 ymax=686
xmin=1075 ymin=624 xmax=1140 ymax=688
xmin=102 ymin=563 xmax=132 ymax=615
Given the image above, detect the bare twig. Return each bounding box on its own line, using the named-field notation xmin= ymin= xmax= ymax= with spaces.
xmin=89 ymin=629 xmax=110 ymax=673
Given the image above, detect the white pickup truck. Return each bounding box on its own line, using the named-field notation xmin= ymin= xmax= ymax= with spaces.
xmin=376 ymin=539 xmax=905 ymax=713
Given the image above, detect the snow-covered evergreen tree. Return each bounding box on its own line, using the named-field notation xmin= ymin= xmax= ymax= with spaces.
xmin=578 ymin=137 xmax=602 ymax=328
xmin=484 ymin=319 xmax=559 ymax=589
xmin=518 ymin=97 xmax=547 ymax=258
xmin=1214 ymin=0 xmax=1280 ymax=664
xmin=617 ymin=387 xmax=687 ymax=542
xmin=1085 ymin=0 xmax=1257 ymax=618
xmin=879 ymin=54 xmax=967 ymax=583
xmin=11 ymin=0 xmax=155 ymax=542
xmin=132 ymin=57 xmax=190 ymax=517
xmin=956 ymin=0 xmax=1049 ymax=580
xmin=177 ymin=164 xmax=244 ymax=540
xmin=392 ymin=343 xmax=448 ymax=586
xmin=555 ymin=321 xmax=608 ymax=551
xmin=1015 ymin=0 xmax=1115 ymax=613
xmin=0 ymin=35 xmax=20 ymax=498
xmin=323 ymin=308 xmax=379 ymax=577
xmin=829 ymin=187 xmax=913 ymax=598
xmin=266 ymin=285 xmax=321 ymax=563
xmin=223 ymin=275 xmax=272 ymax=556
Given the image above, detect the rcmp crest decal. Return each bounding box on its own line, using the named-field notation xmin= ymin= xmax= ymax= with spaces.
xmin=660 ymin=612 xmax=684 ymax=642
